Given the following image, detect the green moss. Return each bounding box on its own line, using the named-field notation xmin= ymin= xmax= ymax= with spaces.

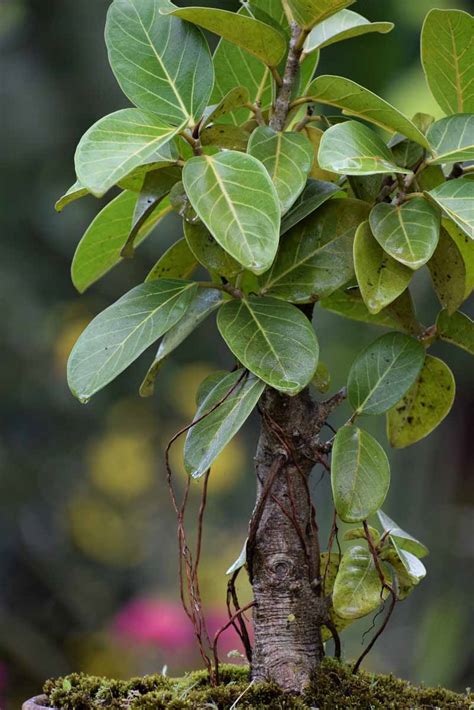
xmin=43 ymin=659 xmax=472 ymax=709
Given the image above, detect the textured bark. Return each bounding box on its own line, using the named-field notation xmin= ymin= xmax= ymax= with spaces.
xmin=248 ymin=387 xmax=326 ymax=693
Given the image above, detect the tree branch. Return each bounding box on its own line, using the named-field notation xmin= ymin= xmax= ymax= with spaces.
xmin=270 ymin=22 xmax=307 ymax=132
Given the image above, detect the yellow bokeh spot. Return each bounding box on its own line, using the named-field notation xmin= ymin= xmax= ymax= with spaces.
xmin=169 ymin=363 xmax=214 ymax=418
xmin=53 ymin=316 xmax=91 ymax=372
xmin=169 ymin=435 xmax=246 ymax=494
xmin=88 ymin=432 xmax=154 ymax=501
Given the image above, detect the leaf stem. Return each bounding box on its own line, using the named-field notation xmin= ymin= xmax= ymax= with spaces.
xmin=197 ymin=281 xmax=243 ymax=299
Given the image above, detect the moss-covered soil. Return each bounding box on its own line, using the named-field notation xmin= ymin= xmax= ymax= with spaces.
xmin=43 ymin=659 xmax=472 ymax=709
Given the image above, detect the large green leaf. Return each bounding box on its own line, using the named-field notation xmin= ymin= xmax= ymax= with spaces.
xmin=261 ymin=198 xmax=369 ymax=302
xmin=369 ymin=198 xmax=441 ymax=270
xmin=184 ymin=370 xmax=265 ymax=478
xmin=333 ymin=545 xmax=388 ymax=620
xmin=382 ymin=547 xmax=426 ymax=599
xmin=72 ymin=192 xmax=172 ymax=293
xmin=68 ymin=280 xmax=197 ymax=402
xmin=146 ymin=238 xmax=198 ymax=282
xmin=183 ymin=151 xmax=280 ymax=274
xmin=250 ymin=0 xmax=289 ymax=34
xmin=304 ymin=9 xmax=393 ymax=53
xmin=421 ymin=9 xmax=474 ymax=115
xmin=436 ymin=310 xmax=474 ymax=356
xmin=319 ymin=121 xmax=411 ymax=176
xmin=426 ymin=178 xmax=474 ymax=239
xmin=217 ymin=296 xmax=319 ymax=394
xmin=286 ymin=0 xmax=355 ymax=30
xmin=427 ymin=115 xmax=474 ymax=165
xmin=307 ymin=76 xmax=430 ymax=149
xmin=140 ymin=289 xmax=224 ymax=397
xmin=320 ymin=288 xmax=421 ymax=335
xmin=387 ymin=355 xmax=455 ymax=449
xmin=428 ymin=227 xmax=468 ymax=315
xmin=347 ymin=332 xmax=425 ymax=416
xmin=165 ymin=7 xmax=286 ymax=67
xmin=280 ymin=179 xmax=342 ymax=235
xmin=201 ymin=87 xmax=250 ymax=129
xmin=354 ymin=222 xmax=412 ymax=315
xmin=184 ymin=221 xmax=241 ymax=279
xmin=331 ymin=425 xmax=390 ymax=523
xmin=105 ymin=0 xmax=213 ymax=124
xmin=248 ymin=128 xmax=313 ymax=215
xmin=75 ymin=109 xmax=183 ymax=198
xmin=377 ymin=510 xmax=429 ymax=559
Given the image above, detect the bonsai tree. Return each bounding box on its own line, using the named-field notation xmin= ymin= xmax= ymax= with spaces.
xmin=58 ymin=0 xmax=474 ymax=695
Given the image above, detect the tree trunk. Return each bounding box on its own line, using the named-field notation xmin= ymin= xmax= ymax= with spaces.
xmin=248 ymin=387 xmax=326 ymax=693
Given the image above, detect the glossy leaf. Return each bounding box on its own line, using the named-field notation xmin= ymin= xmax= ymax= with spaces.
xmin=248 ymin=128 xmax=313 ymax=215
xmin=348 ymin=332 xmax=425 ymax=415
xmin=382 ymin=547 xmax=426 ymax=599
xmin=106 ymin=0 xmax=213 ymax=124
xmin=280 ymin=178 xmax=342 ymax=235
xmin=201 ymin=124 xmax=252 ymax=151
xmin=348 ymin=174 xmax=384 ymax=203
xmin=68 ymin=280 xmax=197 ymax=401
xmin=387 ymin=355 xmax=455 ymax=449
xmin=183 ymin=152 xmax=280 ymax=275
xmin=390 ymin=138 xmax=424 ymax=172
xmin=377 ymin=510 xmax=429 ymax=559
xmin=286 ymin=0 xmax=355 ymax=30
xmin=261 ymin=198 xmax=369 ymax=302
xmin=320 ymin=288 xmax=421 ymax=335
xmin=75 ymin=109 xmax=183 ymax=198
xmin=140 ymin=289 xmax=223 ymax=397
xmin=217 ymin=296 xmax=319 ymax=395
xmin=427 ymin=178 xmax=474 ymax=239
xmin=436 ymin=310 xmax=474 ymax=356
xmin=165 ymin=7 xmax=286 ymax=67
xmin=444 ymin=220 xmax=474 ymax=300
xmin=201 ymin=87 xmax=250 ymax=129
xmin=184 ymin=221 xmax=241 ymax=280
xmin=146 ymin=238 xmax=198 ymax=282
xmin=184 ymin=370 xmax=265 ymax=478
xmin=302 ymin=126 xmax=339 ymax=182
xmin=427 ymin=115 xmax=474 ymax=165
xmin=354 ymin=221 xmax=412 ymax=315
xmin=304 ymin=9 xmax=393 ymax=53
xmin=72 ymin=192 xmax=172 ymax=293
xmin=332 ymin=425 xmax=390 ymax=523
xmin=307 ymin=76 xmax=430 ymax=149
xmin=369 ymin=198 xmax=441 ymax=270
xmin=421 ymin=9 xmax=474 ymax=115
xmin=333 ymin=545 xmax=388 ymax=620
xmin=428 ymin=227 xmax=468 ymax=314
xmin=55 ymin=180 xmax=89 ymax=212
xmin=319 ymin=121 xmax=411 ymax=176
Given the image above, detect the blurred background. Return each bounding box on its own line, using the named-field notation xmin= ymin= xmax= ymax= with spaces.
xmin=1 ymin=0 xmax=473 ymax=706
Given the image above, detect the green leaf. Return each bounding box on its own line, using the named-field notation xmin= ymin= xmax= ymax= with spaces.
xmin=390 ymin=138 xmax=424 ymax=171
xmin=354 ymin=221 xmax=412 ymax=315
xmin=122 ymin=167 xmax=181 ymax=258
xmin=55 ymin=180 xmax=89 ymax=212
xmin=377 ymin=510 xmax=429 ymax=559
xmin=387 ymin=355 xmax=455 ymax=449
xmin=201 ymin=87 xmax=250 ymax=129
xmin=75 ymin=109 xmax=183 ymax=198
xmin=196 ymin=370 xmax=230 ymax=407
xmin=436 ymin=310 xmax=474 ymax=356
xmin=319 ymin=552 xmax=354 ymax=641
xmin=183 ymin=151 xmax=280 ymax=275
xmin=140 ymin=289 xmax=223 ymax=397
xmin=72 ymin=192 xmax=172 ymax=293
xmin=417 ymin=165 xmax=445 ymax=192
xmin=428 ymin=227 xmax=468 ymax=314
xmin=200 ymin=124 xmax=251 ymax=151
xmin=304 ymin=9 xmax=393 ymax=53
xmin=250 ymin=0 xmax=289 ymax=34
xmin=319 ymin=121 xmax=411 ymax=176
xmin=426 ymin=178 xmax=474 ymax=239
xmin=226 ymin=538 xmax=248 ymax=576
xmin=248 ymin=128 xmax=314 ymax=215
xmin=381 ymin=547 xmax=426 ymax=599
xmin=184 ymin=370 xmax=265 ymax=478
xmin=311 ymin=361 xmax=331 ymax=394
xmin=320 ymin=288 xmax=421 ymax=335
xmin=184 ymin=221 xmax=241 ymax=280
xmin=117 ymin=139 xmax=180 ymax=191
xmin=333 ymin=545 xmax=388 ymax=620
xmin=369 ymin=198 xmax=441 ymax=270
xmin=286 ymin=0 xmax=356 ymax=30
xmin=261 ymin=198 xmax=369 ymax=302
xmin=348 ymin=332 xmax=425 ymax=415
xmin=332 ymin=425 xmax=390 ymax=523
xmin=146 ymin=238 xmax=198 ymax=282
xmin=302 ymin=126 xmax=339 ymax=182
xmin=344 ymin=526 xmax=380 ymax=544
xmin=307 ymin=76 xmax=430 ymax=149
xmin=421 ymin=9 xmax=474 ymax=115
xmin=217 ymin=296 xmax=319 ymax=395
xmin=443 ymin=220 xmax=474 ymax=300
xmin=165 ymin=7 xmax=286 ymax=67
xmin=280 ymin=178 xmax=342 ymax=235
xmin=105 ymin=0 xmax=213 ymax=124
xmin=427 ymin=115 xmax=474 ymax=165
xmin=67 ymin=279 xmax=197 ymax=402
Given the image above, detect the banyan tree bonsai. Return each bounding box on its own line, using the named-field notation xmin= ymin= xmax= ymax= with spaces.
xmin=55 ymin=0 xmax=473 ymax=697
